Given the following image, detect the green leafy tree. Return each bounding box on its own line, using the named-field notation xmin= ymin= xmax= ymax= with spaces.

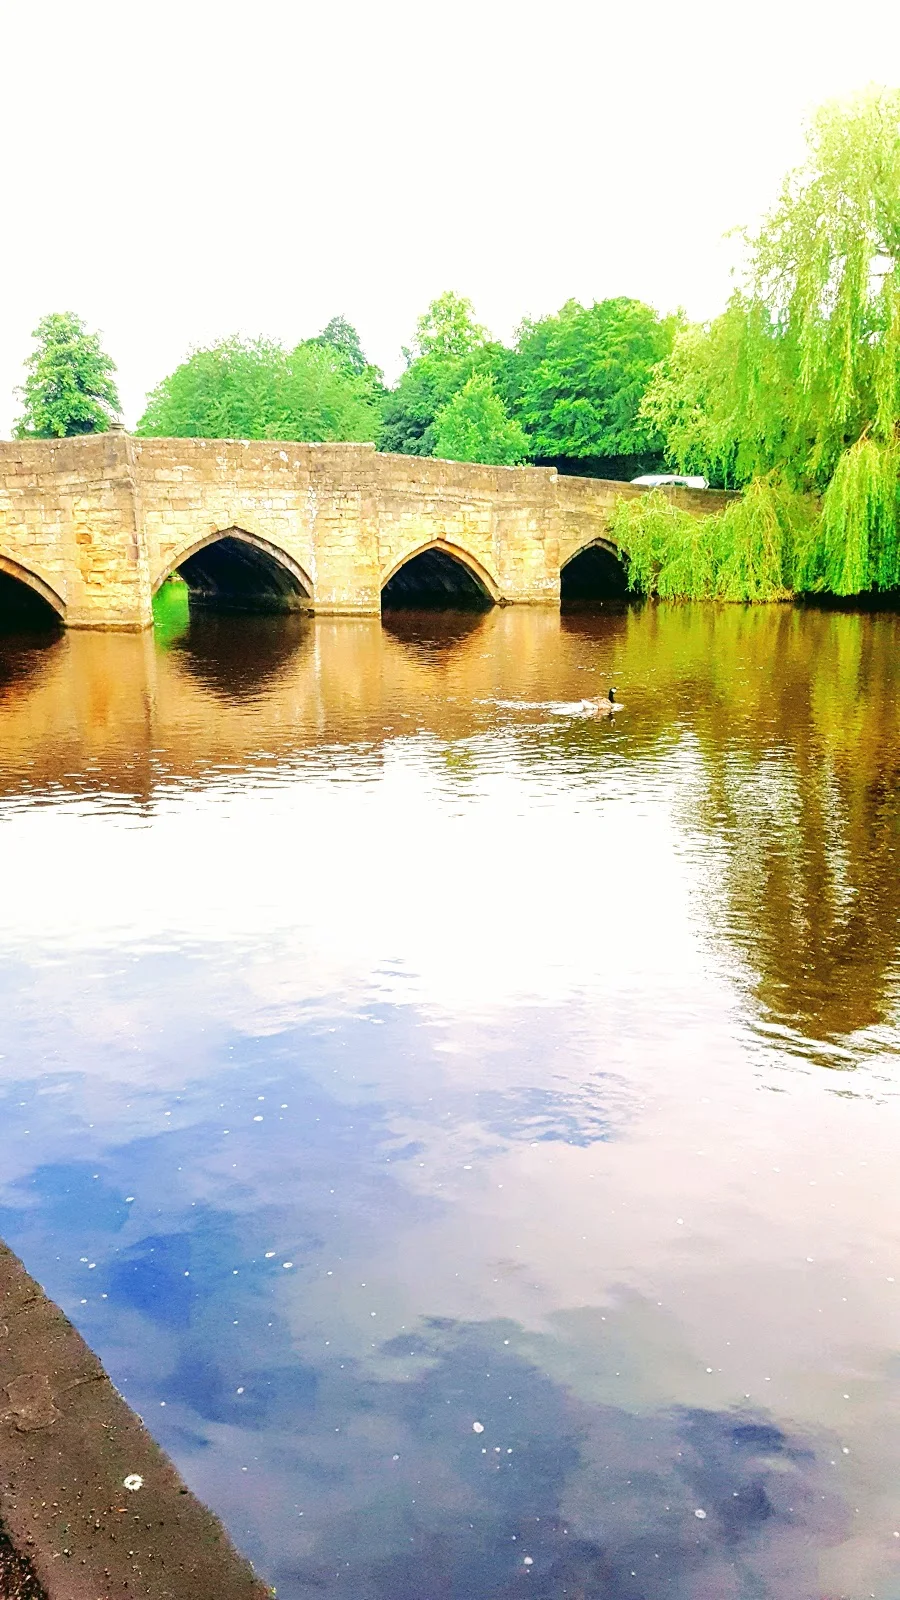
xmin=432 ymin=373 xmax=529 ymax=466
xmin=379 ymin=347 xmax=509 ymax=456
xmin=410 ymin=291 xmax=487 ymax=362
xmin=378 ymin=292 xmax=502 ymax=456
xmin=639 ymin=299 xmax=804 ymax=490
xmin=14 ymin=312 xmax=120 ymax=438
xmin=310 ymin=315 xmax=370 ymax=376
xmin=611 ymin=480 xmax=816 ymax=602
xmin=137 ymin=336 xmax=380 ymax=442
xmin=378 ymin=356 xmax=455 ymax=455
xmin=750 ymin=87 xmax=900 ymax=478
xmin=512 ymin=297 xmax=677 ymax=463
xmin=637 ymin=86 xmax=900 ymax=597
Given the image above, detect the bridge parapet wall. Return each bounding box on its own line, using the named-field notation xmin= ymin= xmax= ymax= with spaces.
xmin=0 ymin=435 xmax=735 ymax=627
xmin=555 ymin=475 xmax=734 ymax=570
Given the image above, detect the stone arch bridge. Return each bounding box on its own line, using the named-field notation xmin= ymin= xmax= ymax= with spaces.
xmin=0 ymin=434 xmax=728 ymax=628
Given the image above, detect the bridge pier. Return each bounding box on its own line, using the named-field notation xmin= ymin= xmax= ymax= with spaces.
xmin=0 ymin=436 xmax=730 ymax=629
xmin=0 ymin=432 xmax=154 ymax=631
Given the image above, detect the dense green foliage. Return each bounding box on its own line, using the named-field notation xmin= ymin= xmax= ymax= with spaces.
xmin=411 ymin=291 xmax=488 ymax=362
xmin=512 ymin=297 xmax=675 ymax=460
xmin=377 ymin=345 xmax=491 ymax=456
xmin=431 ymin=373 xmax=529 ymax=466
xmin=377 ymin=293 xmax=506 ymax=456
xmin=14 ymin=312 xmax=120 ymax=438
xmin=310 ymin=315 xmax=370 ymax=375
xmin=612 ymin=481 xmax=817 ymax=602
xmin=638 ymin=87 xmax=900 ymax=599
xmin=752 ymin=91 xmax=900 ymax=475
xmin=378 ymin=290 xmax=669 ymax=469
xmin=814 ymin=438 xmax=900 ymax=594
xmin=639 ymin=299 xmax=795 ymax=489
xmin=137 ymin=334 xmax=380 ymax=442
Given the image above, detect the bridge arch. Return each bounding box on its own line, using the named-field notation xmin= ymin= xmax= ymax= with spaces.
xmin=381 ymin=540 xmax=501 ymax=609
xmin=152 ymin=527 xmax=313 ymax=614
xmin=560 ymin=536 xmax=629 ymax=603
xmin=0 ymin=552 xmax=66 ymax=622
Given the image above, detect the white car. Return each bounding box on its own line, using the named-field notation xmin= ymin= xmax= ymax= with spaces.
xmin=631 ymin=473 xmax=710 ymax=490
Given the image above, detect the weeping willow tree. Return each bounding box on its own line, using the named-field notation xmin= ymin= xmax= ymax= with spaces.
xmin=813 ymin=437 xmax=900 ymax=593
xmin=754 ymin=90 xmax=900 ymax=479
xmin=632 ymin=87 xmax=900 ymax=599
xmin=611 ymin=480 xmax=817 ymax=602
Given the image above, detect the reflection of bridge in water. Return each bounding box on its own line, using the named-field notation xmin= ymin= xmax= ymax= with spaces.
xmin=3 ymin=602 xmax=900 ymax=1050
xmin=0 ymin=609 xmax=614 ymax=799
xmin=0 ymin=436 xmax=728 ymax=629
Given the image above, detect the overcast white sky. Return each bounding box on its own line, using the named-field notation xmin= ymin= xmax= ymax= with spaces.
xmin=2 ymin=0 xmax=899 ymax=432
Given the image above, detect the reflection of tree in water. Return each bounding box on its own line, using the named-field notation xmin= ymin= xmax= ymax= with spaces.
xmin=4 ymin=596 xmax=900 ymax=1044
xmin=170 ymin=614 xmax=311 ymax=700
xmin=615 ymin=605 xmax=900 ymax=1042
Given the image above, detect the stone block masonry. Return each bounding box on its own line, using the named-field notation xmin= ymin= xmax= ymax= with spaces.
xmin=0 ymin=435 xmax=731 ymax=629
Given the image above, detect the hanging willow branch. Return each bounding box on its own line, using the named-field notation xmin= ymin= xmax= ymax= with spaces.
xmin=638 ymin=87 xmax=900 ymax=598
xmin=814 ymin=438 xmax=900 ymax=594
xmin=610 ymin=481 xmax=816 ymax=603
xmin=751 ymin=89 xmax=900 ymax=474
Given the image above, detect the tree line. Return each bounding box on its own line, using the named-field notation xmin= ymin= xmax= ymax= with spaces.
xmin=12 ymin=86 xmax=900 ymax=600
xmin=12 ymin=294 xmax=673 ymax=479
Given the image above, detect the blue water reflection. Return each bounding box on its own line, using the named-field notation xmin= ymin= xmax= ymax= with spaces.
xmin=1 ymin=608 xmax=899 ymax=1597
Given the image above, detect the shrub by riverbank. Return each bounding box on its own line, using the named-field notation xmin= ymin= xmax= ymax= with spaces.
xmin=611 ymin=455 xmax=900 ymax=603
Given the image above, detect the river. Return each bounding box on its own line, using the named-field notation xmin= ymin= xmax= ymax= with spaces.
xmin=1 ymin=595 xmax=899 ymax=1598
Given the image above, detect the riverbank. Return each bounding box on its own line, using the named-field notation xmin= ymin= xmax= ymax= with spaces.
xmin=0 ymin=1239 xmax=269 ymax=1600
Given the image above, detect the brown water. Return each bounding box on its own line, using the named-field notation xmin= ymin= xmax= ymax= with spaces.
xmin=0 ymin=599 xmax=899 ymax=1599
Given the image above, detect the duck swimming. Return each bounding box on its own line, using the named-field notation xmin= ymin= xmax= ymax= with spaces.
xmin=582 ymin=687 xmax=623 ymax=715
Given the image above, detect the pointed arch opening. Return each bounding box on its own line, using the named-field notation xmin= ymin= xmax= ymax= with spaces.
xmin=154 ymin=528 xmax=313 ymax=615
xmin=560 ymin=538 xmax=630 ymax=605
xmin=381 ymin=542 xmax=498 ymax=611
xmin=0 ymin=554 xmax=65 ymax=632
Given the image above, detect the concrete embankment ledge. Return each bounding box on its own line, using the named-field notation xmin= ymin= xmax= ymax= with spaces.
xmin=0 ymin=1240 xmax=270 ymax=1599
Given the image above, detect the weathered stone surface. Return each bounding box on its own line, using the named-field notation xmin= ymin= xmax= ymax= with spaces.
xmin=0 ymin=1522 xmax=47 ymax=1600
xmin=0 ymin=1240 xmax=270 ymax=1598
xmin=2 ymin=1375 xmax=61 ymax=1433
xmin=0 ymin=435 xmax=732 ymax=629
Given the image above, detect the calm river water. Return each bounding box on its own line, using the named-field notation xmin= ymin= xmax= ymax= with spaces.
xmin=1 ymin=598 xmax=899 ymax=1599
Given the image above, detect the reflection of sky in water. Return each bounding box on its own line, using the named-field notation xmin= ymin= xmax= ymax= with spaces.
xmin=0 ymin=1013 xmax=850 ymax=1598
xmin=1 ymin=612 xmax=900 ymax=1597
